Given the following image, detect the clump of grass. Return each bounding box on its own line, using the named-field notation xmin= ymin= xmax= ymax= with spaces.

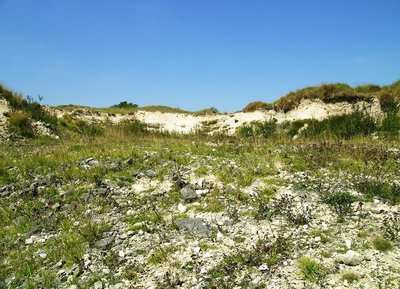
xmin=8 ymin=111 xmax=35 ymax=137
xmin=372 ymin=236 xmax=393 ymax=252
xmin=297 ymin=257 xmax=327 ymax=283
xmin=341 ymin=271 xmax=360 ymax=284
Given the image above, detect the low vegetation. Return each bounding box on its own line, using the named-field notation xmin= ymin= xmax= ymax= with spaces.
xmin=0 ymin=82 xmax=400 ymax=288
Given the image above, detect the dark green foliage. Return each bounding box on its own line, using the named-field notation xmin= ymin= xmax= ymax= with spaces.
xmin=236 ymin=124 xmax=254 ymax=137
xmin=322 ymin=191 xmax=356 ymax=217
xmin=302 ymin=111 xmax=377 ymax=139
xmin=8 ymin=112 xmax=35 ymax=137
xmin=283 ymin=120 xmax=307 ymax=137
xmin=357 ymin=181 xmax=400 ymax=204
xmin=236 ymin=121 xmax=276 ymax=138
xmin=254 ymin=120 xmax=277 ymax=138
xmin=111 ymin=101 xmax=138 ymax=109
xmin=380 ymin=113 xmax=400 ymax=134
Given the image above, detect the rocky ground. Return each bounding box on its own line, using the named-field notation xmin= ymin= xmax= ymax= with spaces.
xmin=0 ymin=135 xmax=399 ymax=289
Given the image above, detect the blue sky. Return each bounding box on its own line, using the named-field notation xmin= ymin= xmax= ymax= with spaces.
xmin=0 ymin=0 xmax=399 ymax=112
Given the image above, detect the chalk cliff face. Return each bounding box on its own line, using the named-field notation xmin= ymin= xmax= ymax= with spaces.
xmin=0 ymin=98 xmax=10 ymax=137
xmin=130 ymin=97 xmax=383 ymax=134
xmin=0 ymin=95 xmax=384 ymax=137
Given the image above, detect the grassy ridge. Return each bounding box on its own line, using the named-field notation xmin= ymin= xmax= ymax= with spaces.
xmin=243 ymin=80 xmax=400 ymax=112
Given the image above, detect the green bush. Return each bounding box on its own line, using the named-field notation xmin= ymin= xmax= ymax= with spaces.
xmin=322 ymin=191 xmax=356 ymax=218
xmin=8 ymin=112 xmax=35 ymax=137
xmin=111 ymin=101 xmax=138 ymax=109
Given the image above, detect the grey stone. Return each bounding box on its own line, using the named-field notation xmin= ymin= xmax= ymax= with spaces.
xmin=94 ymin=236 xmax=114 ymax=249
xmin=181 ymin=186 xmax=198 ymax=200
xmin=145 ymin=169 xmax=157 ymax=178
xmin=337 ymin=250 xmax=364 ymax=266
xmin=175 ymin=218 xmax=210 ymax=236
xmin=94 ymin=281 xmax=103 ymax=289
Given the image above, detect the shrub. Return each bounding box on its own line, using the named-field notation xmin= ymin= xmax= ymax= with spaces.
xmin=322 ymin=191 xmax=356 ymax=218
xmin=297 ymin=257 xmax=327 ymax=283
xmin=8 ymin=111 xmax=35 ymax=137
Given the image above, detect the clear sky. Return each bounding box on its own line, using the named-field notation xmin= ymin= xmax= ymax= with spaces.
xmin=0 ymin=0 xmax=399 ymax=112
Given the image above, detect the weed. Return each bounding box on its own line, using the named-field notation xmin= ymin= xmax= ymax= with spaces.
xmin=341 ymin=271 xmax=360 ymax=284
xmin=297 ymin=257 xmax=327 ymax=283
xmin=372 ymin=236 xmax=393 ymax=252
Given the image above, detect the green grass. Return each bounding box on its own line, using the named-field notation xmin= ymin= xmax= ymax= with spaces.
xmin=297 ymin=257 xmax=327 ymax=283
xmin=372 ymin=236 xmax=393 ymax=252
xmin=341 ymin=271 xmax=360 ymax=284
